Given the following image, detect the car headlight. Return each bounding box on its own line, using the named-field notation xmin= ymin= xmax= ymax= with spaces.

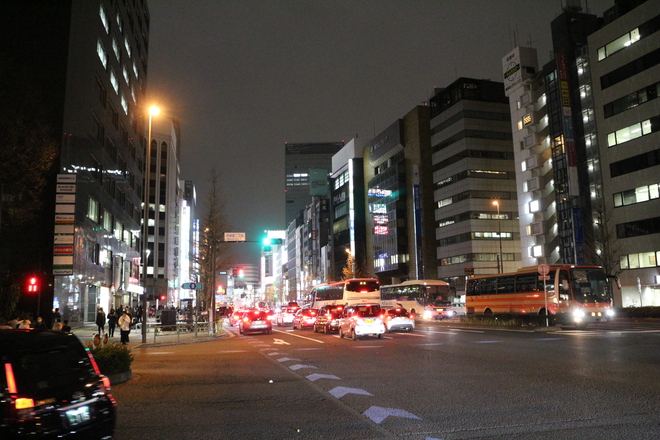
xmin=572 ymin=309 xmax=586 ymax=320
xmin=423 ymin=310 xmax=433 ymax=319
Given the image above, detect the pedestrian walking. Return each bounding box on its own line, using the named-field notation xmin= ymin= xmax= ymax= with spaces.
xmin=95 ymin=307 xmax=106 ymax=335
xmin=118 ymin=312 xmax=132 ymax=345
xmin=107 ymin=309 xmax=117 ymax=337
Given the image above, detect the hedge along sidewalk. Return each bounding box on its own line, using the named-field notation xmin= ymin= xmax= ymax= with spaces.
xmin=72 ymin=322 xmax=227 ymax=348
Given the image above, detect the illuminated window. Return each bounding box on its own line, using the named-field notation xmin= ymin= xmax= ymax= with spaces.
xmin=124 ymin=36 xmax=131 ymax=58
xmin=88 ymin=197 xmax=99 ymax=223
xmin=607 ymin=117 xmax=659 ymax=147
xmin=99 ymin=5 xmax=109 ymax=33
xmin=112 ymin=37 xmax=119 ymax=61
xmin=529 ymin=199 xmax=541 ymax=213
xmin=97 ymin=40 xmax=107 ymax=68
xmin=532 ymin=245 xmax=543 ymax=257
xmin=522 ymin=114 xmax=533 ymax=126
xmin=110 ymin=70 xmax=118 ymax=93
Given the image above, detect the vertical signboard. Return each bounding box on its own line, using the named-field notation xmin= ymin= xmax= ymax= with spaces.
xmin=556 ymin=52 xmax=580 ymax=198
xmin=53 ymin=174 xmax=76 ymax=275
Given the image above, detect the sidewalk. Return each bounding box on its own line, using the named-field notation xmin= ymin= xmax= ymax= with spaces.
xmin=71 ymin=319 xmax=227 ymax=348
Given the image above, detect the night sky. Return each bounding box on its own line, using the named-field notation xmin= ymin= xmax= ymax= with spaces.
xmin=147 ymin=0 xmax=613 ymax=265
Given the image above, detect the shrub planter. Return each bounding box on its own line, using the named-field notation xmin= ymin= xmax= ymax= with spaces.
xmin=86 ymin=341 xmax=135 ymax=384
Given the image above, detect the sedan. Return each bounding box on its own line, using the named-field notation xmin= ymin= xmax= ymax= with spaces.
xmin=313 ymin=305 xmax=344 ymax=334
xmin=276 ymin=307 xmax=298 ymax=326
xmin=0 ymin=330 xmax=116 ymax=438
xmin=383 ymin=307 xmax=415 ymax=332
xmin=292 ymin=308 xmax=317 ymax=330
xmin=239 ymin=310 xmax=272 ymax=335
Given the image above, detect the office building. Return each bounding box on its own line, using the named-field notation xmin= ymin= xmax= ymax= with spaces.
xmin=1 ymin=1 xmax=151 ymax=321
xmin=364 ymin=106 xmax=437 ymax=284
xmin=284 ymin=141 xmax=344 ymax=226
xmin=589 ymin=0 xmax=660 ymax=306
xmin=430 ymin=78 xmax=520 ymax=294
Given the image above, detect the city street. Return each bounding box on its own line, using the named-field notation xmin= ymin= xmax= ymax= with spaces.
xmin=111 ymin=320 xmax=660 ymax=439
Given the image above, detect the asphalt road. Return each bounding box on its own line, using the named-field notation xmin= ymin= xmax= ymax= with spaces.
xmin=111 ymin=320 xmax=660 ymax=439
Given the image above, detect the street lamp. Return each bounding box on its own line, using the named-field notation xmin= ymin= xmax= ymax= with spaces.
xmin=141 ymin=105 xmax=160 ymax=343
xmin=493 ymin=200 xmax=503 ymax=274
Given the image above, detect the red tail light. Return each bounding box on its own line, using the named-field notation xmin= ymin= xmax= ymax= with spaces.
xmin=5 ymin=363 xmax=35 ymax=411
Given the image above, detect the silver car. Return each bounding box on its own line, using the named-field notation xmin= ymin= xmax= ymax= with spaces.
xmin=339 ymin=304 xmax=385 ymax=340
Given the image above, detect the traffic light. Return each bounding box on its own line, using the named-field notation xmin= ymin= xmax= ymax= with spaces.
xmin=26 ymin=276 xmax=40 ymax=293
xmin=263 ymin=237 xmax=283 ymax=252
xmin=160 ymin=295 xmax=166 ymax=301
xmin=236 ymin=267 xmax=245 ymax=278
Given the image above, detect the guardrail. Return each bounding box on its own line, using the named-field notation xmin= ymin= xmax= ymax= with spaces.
xmin=150 ymin=322 xmax=212 ymax=343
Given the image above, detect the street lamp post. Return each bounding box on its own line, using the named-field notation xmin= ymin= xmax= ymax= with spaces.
xmin=141 ymin=105 xmax=160 ymax=343
xmin=493 ymin=200 xmax=503 ymax=274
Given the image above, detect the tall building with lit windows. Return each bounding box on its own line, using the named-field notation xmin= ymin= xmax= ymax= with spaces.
xmin=364 ymin=105 xmax=437 ymax=284
xmin=284 ymin=142 xmax=344 ymax=226
xmin=145 ymin=117 xmax=182 ymax=306
xmin=589 ymin=0 xmax=660 ymax=306
xmin=502 ymin=3 xmax=602 ymax=271
xmin=1 ymin=0 xmax=151 ymax=322
xmin=430 ymin=78 xmax=520 ymax=295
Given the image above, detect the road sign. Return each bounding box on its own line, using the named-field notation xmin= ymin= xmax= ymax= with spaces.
xmin=538 ymin=275 xmax=550 ymax=280
xmin=224 ymin=232 xmax=246 ymax=242
xmin=182 ymin=282 xmax=204 ymax=290
xmin=538 ymin=263 xmax=550 ymax=276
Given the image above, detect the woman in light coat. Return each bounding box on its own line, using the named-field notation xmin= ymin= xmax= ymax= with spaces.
xmin=118 ymin=312 xmax=132 ymax=345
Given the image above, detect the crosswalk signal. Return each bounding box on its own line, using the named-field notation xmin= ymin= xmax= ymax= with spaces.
xmin=27 ymin=276 xmax=40 ymax=293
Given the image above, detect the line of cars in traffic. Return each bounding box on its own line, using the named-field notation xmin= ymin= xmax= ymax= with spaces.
xmin=229 ymin=303 xmax=416 ymax=340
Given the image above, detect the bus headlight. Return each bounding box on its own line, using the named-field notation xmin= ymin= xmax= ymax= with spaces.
xmin=572 ymin=309 xmax=586 ymax=320
xmin=423 ymin=310 xmax=433 ymax=320
xmin=606 ymin=309 xmax=615 ymax=317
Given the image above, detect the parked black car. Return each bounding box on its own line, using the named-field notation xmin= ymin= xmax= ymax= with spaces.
xmin=0 ymin=329 xmax=116 ymax=439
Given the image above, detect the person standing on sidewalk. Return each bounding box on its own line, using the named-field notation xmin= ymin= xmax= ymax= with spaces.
xmin=95 ymin=307 xmax=106 ymax=336
xmin=107 ymin=308 xmax=117 ymax=337
xmin=118 ymin=312 xmax=132 ymax=345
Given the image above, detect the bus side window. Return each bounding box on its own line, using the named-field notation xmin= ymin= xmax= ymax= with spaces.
xmin=559 ymin=271 xmax=570 ymax=301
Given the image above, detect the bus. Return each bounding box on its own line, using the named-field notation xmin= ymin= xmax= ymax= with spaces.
xmin=380 ymin=280 xmax=453 ymax=321
xmin=305 ymin=278 xmax=381 ymax=309
xmin=465 ymin=265 xmax=617 ymax=328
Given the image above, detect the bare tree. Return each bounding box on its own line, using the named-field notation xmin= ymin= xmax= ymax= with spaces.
xmin=342 ymin=250 xmax=373 ymax=280
xmin=197 ymin=169 xmax=232 ymax=322
xmin=585 ymin=207 xmax=621 ymax=277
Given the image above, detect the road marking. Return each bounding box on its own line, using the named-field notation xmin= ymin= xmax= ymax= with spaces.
xmin=418 ymin=343 xmax=445 ymax=346
xmin=289 ymin=364 xmax=318 ymax=371
xmin=534 ymin=337 xmax=564 ymax=341
xmin=273 ymin=338 xmax=291 ymax=345
xmin=363 ymin=406 xmax=421 ymax=424
xmin=273 ymin=330 xmax=325 ymax=344
xmin=276 ymin=357 xmax=301 ymax=363
xmin=267 ymin=352 xmax=283 ymax=356
xmin=474 ymin=340 xmax=502 ymax=344
xmin=328 ymin=386 xmax=373 ymax=398
xmin=306 ymin=373 xmax=340 ymax=382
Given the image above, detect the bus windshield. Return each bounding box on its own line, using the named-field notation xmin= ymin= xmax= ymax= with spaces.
xmin=571 ymin=268 xmax=613 ymax=304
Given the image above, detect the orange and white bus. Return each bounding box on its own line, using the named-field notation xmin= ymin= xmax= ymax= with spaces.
xmin=465 ymin=265 xmax=617 ymax=328
xmin=305 ymin=278 xmax=380 ymax=309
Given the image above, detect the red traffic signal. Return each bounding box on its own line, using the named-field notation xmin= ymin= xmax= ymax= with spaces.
xmin=26 ymin=276 xmax=40 ymax=293
xmin=236 ymin=267 xmax=245 ymax=278
xmin=160 ymin=295 xmax=166 ymax=301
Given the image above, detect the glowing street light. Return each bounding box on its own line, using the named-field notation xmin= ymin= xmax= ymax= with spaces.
xmin=141 ymin=105 xmax=160 ymax=343
xmin=493 ymin=200 xmax=503 ymax=274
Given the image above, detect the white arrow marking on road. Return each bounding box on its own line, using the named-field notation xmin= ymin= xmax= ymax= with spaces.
xmin=328 ymin=386 xmax=373 ymax=399
xmin=273 ymin=338 xmax=291 ymax=345
xmin=289 ymin=364 xmax=318 ymax=371
xmin=363 ymin=406 xmax=421 ymax=424
xmin=306 ymin=373 xmax=341 ymax=382
xmin=276 ymin=357 xmax=301 ymax=363
xmin=267 ymin=352 xmax=283 ymax=356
